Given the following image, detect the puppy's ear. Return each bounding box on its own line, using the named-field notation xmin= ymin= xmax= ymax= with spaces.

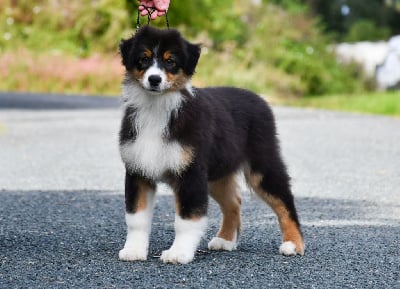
xmin=184 ymin=41 xmax=201 ymax=76
xmin=119 ymin=37 xmax=136 ymax=71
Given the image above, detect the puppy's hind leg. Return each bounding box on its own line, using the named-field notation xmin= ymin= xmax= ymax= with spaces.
xmin=245 ymin=161 xmax=305 ymax=256
xmin=208 ymin=174 xmax=242 ymax=251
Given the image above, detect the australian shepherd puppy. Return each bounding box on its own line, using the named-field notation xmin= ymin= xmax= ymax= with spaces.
xmin=118 ymin=26 xmax=304 ymax=264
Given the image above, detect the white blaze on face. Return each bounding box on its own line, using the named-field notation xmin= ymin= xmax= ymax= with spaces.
xmin=141 ymin=61 xmax=169 ymax=92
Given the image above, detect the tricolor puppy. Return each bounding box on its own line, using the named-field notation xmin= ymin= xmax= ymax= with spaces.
xmin=118 ymin=26 xmax=304 ymax=264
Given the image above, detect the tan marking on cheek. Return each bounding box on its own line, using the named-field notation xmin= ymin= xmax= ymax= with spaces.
xmin=136 ymin=180 xmax=152 ymax=211
xmin=130 ymin=69 xmax=145 ymax=81
xmin=209 ymin=174 xmax=242 ymax=241
xmin=167 ymin=70 xmax=191 ymax=91
xmin=166 ymin=72 xmax=175 ymax=82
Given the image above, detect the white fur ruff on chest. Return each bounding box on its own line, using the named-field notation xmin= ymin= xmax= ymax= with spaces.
xmin=120 ymin=84 xmax=190 ymax=180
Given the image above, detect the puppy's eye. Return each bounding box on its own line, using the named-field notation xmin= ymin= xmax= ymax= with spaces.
xmin=165 ymin=58 xmax=176 ymax=67
xmin=140 ymin=56 xmax=151 ymax=65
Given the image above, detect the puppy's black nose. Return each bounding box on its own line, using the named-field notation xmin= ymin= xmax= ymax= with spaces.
xmin=148 ymin=75 xmax=162 ymax=87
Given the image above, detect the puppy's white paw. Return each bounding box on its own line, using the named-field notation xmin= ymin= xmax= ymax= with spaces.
xmin=160 ymin=247 xmax=195 ymax=264
xmin=119 ymin=247 xmax=147 ymax=261
xmin=208 ymin=237 xmax=237 ymax=251
xmin=279 ymin=241 xmax=297 ymax=256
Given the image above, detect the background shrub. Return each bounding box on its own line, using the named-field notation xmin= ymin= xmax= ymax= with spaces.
xmin=0 ymin=0 xmax=375 ymax=97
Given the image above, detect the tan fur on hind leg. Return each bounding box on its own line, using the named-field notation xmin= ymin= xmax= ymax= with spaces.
xmin=245 ymin=171 xmax=305 ymax=256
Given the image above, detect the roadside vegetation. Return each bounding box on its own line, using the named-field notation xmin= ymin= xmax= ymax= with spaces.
xmin=282 ymin=91 xmax=400 ymax=116
xmin=1 ymin=0 xmax=400 ymax=115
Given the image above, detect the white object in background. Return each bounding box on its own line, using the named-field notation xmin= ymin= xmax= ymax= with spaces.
xmin=376 ymin=35 xmax=400 ymax=90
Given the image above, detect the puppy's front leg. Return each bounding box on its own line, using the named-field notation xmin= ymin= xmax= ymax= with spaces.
xmin=161 ymin=164 xmax=208 ymax=264
xmin=119 ymin=171 xmax=156 ymax=261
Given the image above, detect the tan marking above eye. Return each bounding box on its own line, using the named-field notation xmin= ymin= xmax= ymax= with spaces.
xmin=163 ymin=50 xmax=172 ymax=60
xmin=144 ymin=49 xmax=152 ymax=58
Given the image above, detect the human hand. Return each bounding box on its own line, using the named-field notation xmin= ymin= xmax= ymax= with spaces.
xmin=138 ymin=0 xmax=170 ymax=20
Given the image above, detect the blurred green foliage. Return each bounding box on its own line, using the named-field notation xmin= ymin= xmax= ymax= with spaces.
xmin=0 ymin=0 xmax=130 ymax=56
xmin=293 ymin=0 xmax=400 ymax=41
xmin=126 ymin=0 xmax=248 ymax=47
xmin=0 ymin=0 xmax=374 ymax=97
xmin=345 ymin=20 xmax=391 ymax=42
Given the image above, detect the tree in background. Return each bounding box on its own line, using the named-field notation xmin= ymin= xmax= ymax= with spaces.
xmin=125 ymin=0 xmax=247 ymax=48
xmin=302 ymin=0 xmax=400 ymax=41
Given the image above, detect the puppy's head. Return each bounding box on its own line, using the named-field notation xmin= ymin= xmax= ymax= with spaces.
xmin=120 ymin=26 xmax=201 ymax=94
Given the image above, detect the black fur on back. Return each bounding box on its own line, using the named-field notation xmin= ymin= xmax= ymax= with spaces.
xmin=167 ymin=87 xmax=280 ymax=181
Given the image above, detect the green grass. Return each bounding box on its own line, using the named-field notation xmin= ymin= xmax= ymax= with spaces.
xmin=283 ymin=91 xmax=400 ymax=116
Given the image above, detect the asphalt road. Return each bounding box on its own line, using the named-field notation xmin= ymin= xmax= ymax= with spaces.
xmin=0 ymin=92 xmax=399 ymax=288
